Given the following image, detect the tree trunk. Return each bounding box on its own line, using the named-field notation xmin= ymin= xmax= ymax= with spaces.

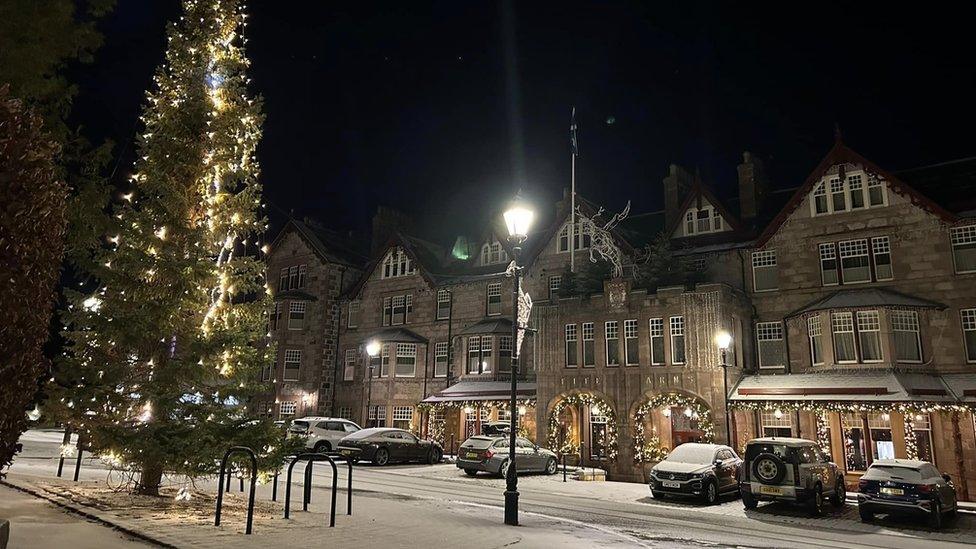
xmin=137 ymin=462 xmax=164 ymax=496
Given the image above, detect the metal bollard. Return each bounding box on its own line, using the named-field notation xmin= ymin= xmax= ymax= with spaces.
xmin=72 ymin=448 xmax=83 ymax=482
xmin=562 ymin=453 xmax=567 ymax=482
xmin=272 ymin=470 xmax=279 ymax=501
xmin=56 ymin=428 xmax=71 ymax=478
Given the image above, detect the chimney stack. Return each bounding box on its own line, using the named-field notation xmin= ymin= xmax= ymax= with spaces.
xmin=737 ymin=152 xmax=769 ymax=222
xmin=663 ymin=164 xmax=693 ymax=230
xmin=371 ymin=206 xmax=414 ymax=254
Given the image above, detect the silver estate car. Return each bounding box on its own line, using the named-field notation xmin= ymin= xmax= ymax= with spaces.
xmin=456 ymin=435 xmax=559 ymax=477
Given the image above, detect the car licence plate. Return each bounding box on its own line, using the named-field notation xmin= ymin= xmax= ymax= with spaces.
xmin=662 ymin=480 xmax=681 ymax=488
xmin=880 ymin=487 xmax=904 ymax=496
xmin=759 ymin=485 xmax=783 ymax=496
xmin=465 ymin=452 xmax=479 ymax=459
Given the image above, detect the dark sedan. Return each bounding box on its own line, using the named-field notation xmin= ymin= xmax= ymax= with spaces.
xmin=649 ymin=443 xmax=741 ymax=504
xmin=858 ymin=459 xmax=958 ymax=528
xmin=337 ymin=428 xmax=442 ymax=466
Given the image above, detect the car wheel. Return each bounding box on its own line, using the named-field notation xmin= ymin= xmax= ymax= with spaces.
xmin=428 ymin=448 xmax=442 ymax=465
xmin=374 ymin=448 xmax=390 ymax=466
xmin=830 ymin=479 xmax=846 ymax=507
xmin=313 ymin=441 xmax=331 ymax=454
xmin=858 ymin=507 xmax=873 ymax=522
xmin=651 ymin=490 xmax=666 ymax=500
xmin=545 ymin=458 xmax=558 ymax=475
xmin=703 ymin=480 xmax=718 ymax=505
xmin=742 ymin=491 xmax=758 ymax=510
xmin=808 ymin=485 xmax=824 ymax=516
xmin=928 ymin=500 xmax=943 ymax=529
xmin=499 ymin=459 xmax=510 ymax=478
xmin=463 ymin=469 xmax=479 ymax=477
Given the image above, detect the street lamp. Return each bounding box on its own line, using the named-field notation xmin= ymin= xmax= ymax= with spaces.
xmin=715 ymin=330 xmax=733 ymax=446
xmin=365 ymin=339 xmax=381 ymax=427
xmin=502 ymin=193 xmax=534 ymax=527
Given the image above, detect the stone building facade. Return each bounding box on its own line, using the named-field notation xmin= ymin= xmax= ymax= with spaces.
xmin=262 ymin=137 xmax=976 ymax=497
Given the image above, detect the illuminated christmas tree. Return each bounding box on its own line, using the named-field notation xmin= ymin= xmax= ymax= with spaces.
xmin=50 ymin=0 xmax=291 ymax=495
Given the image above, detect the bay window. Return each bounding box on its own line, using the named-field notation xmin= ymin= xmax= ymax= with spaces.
xmin=288 ymin=301 xmax=306 ymax=330
xmin=831 ymin=312 xmax=857 ymax=363
xmin=808 ymin=315 xmax=823 ymax=365
xmin=467 ymin=337 xmax=481 ymax=374
xmin=856 ymin=310 xmax=883 ymax=362
xmin=395 ymin=343 xmax=416 ymax=377
xmin=498 ymin=336 xmax=512 ymax=372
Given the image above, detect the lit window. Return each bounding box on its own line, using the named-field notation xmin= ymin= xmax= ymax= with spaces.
xmin=760 ymin=410 xmax=793 ymax=437
xmin=392 ymin=406 xmax=413 ymax=430
xmin=582 ymin=322 xmax=595 ymax=367
xmin=670 ymin=316 xmax=686 ymax=365
xmin=950 ymin=225 xmax=976 ymax=274
xmin=283 ymin=349 xmax=301 ymax=381
xmin=808 ymin=316 xmax=823 ymax=365
xmin=279 ymin=402 xmax=296 ymax=418
xmin=811 ymin=170 xmax=887 ymax=216
xmin=468 ymin=336 xmax=481 ymax=374
xmin=381 ymin=247 xmax=415 ymax=279
xmin=481 ymin=241 xmax=508 ymax=266
xmin=891 ymin=311 xmax=922 ymax=363
xmin=649 ymin=318 xmax=664 ymax=365
xmin=288 ymin=301 xmax=306 ymax=330
xmin=756 ymin=322 xmax=784 ymax=368
xmin=752 ymin=250 xmax=778 ymax=291
xmin=486 ymin=282 xmax=502 ymax=315
xmin=605 ymin=321 xmax=620 ymax=366
xmin=565 ymin=324 xmax=578 ymax=367
xmin=962 ymin=309 xmax=976 ymax=363
xmin=434 ymin=342 xmax=449 ymax=377
xmin=683 ymin=202 xmax=726 ymax=236
xmin=480 ymin=337 xmax=493 ymax=374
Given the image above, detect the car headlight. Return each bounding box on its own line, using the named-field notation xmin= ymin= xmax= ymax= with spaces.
xmin=689 ymin=473 xmax=704 ymax=479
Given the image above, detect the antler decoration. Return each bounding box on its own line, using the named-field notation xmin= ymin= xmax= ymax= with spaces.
xmin=575 ymin=201 xmax=630 ymax=278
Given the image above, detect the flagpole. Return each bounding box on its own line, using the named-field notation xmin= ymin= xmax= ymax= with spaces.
xmin=570 ymin=107 xmax=576 ymax=274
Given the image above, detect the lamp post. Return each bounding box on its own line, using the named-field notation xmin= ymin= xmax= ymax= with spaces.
xmin=364 ymin=340 xmax=381 ymax=427
xmin=502 ymin=193 xmax=534 ymax=527
xmin=715 ymin=331 xmax=733 ymax=446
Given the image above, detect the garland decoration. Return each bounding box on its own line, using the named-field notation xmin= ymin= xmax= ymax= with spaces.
xmin=418 ymin=400 xmax=537 ymax=446
xmin=546 ymin=393 xmax=618 ymax=461
xmin=633 ymin=393 xmax=714 ymax=463
xmin=904 ymin=416 xmax=918 ymax=460
xmin=816 ymin=412 xmax=832 ymax=456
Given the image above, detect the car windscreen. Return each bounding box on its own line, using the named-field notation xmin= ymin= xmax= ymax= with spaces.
xmin=665 ymin=445 xmax=715 ymax=465
xmin=745 ymin=443 xmax=795 ymax=464
xmin=864 ymin=465 xmax=923 ymax=482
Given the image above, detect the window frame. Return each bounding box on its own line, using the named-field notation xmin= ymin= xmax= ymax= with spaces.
xmin=564 ymin=323 xmax=578 ymax=368
xmin=808 ymin=315 xmax=824 ymax=365
xmin=950 ymin=225 xmax=976 ymax=274
xmin=624 ymin=319 xmax=639 ymax=366
xmin=830 ymin=312 xmax=858 ymax=364
xmin=347 ymin=300 xmax=360 ymax=328
xmin=343 ymin=349 xmax=356 ymax=381
xmin=856 ymin=310 xmax=883 ymax=363
xmin=670 ymin=316 xmax=686 ymax=365
xmin=434 ymin=341 xmax=449 ymax=377
xmin=891 ymin=310 xmax=923 ymax=364
xmin=549 ymin=275 xmax=562 ymax=300
xmin=649 ymin=318 xmax=665 ymax=365
xmin=752 ymin=250 xmax=778 ymax=292
xmin=962 ymin=308 xmax=976 ymax=364
xmin=381 ymin=247 xmax=415 ymax=279
xmin=486 ymin=282 xmax=502 ymax=316
xmin=838 ymin=239 xmax=871 ymax=284
xmin=605 ymin=320 xmax=620 ymax=366
xmin=283 ymin=349 xmax=301 ymax=381
xmin=756 ymin=321 xmax=785 ymax=369
xmin=394 ymin=343 xmax=417 ymax=377
xmin=436 ymin=289 xmax=452 ymax=320
xmin=582 ymin=322 xmax=595 ymax=367
xmin=288 ymin=301 xmax=306 ymax=330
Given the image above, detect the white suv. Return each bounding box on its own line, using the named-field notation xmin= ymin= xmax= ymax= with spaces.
xmin=289 ymin=417 xmax=362 ymax=453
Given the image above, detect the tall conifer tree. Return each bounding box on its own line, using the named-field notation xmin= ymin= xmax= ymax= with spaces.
xmin=51 ymin=0 xmax=287 ymax=495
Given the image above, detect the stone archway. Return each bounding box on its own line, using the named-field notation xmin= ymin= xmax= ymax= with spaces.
xmin=632 ymin=391 xmax=714 ymax=464
xmin=546 ymin=391 xmax=619 ymax=462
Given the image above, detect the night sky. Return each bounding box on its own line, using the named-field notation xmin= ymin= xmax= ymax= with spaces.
xmin=72 ymin=1 xmax=976 ymax=242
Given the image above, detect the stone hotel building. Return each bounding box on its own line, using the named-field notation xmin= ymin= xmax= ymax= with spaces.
xmin=262 ymin=137 xmax=976 ymax=498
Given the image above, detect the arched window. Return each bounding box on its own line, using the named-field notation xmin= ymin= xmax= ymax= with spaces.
xmin=557 ymin=222 xmax=590 ymax=252
xmin=381 ymin=247 xmax=415 ymax=279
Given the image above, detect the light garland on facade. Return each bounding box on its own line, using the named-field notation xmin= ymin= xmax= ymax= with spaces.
xmin=633 ymin=393 xmax=714 ymax=463
xmin=418 ymin=400 xmax=537 ymax=445
xmin=546 ymin=393 xmax=618 ymax=461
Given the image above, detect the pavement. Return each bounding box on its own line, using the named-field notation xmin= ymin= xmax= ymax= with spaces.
xmin=6 ymin=429 xmax=976 ymax=548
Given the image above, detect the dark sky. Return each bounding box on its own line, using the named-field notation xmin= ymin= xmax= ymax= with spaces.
xmin=73 ymin=1 xmax=976 ymax=242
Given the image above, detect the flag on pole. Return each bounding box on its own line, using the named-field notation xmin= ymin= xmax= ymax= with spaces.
xmin=570 ymin=107 xmax=579 ymax=157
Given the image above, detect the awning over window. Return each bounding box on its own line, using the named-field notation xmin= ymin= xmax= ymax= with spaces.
xmin=457 ymin=317 xmax=513 ymax=336
xmin=730 ymin=371 xmax=956 ymax=404
xmin=787 ymin=288 xmax=945 ymax=318
xmin=422 ymin=381 xmax=536 ymax=403
xmin=366 ymin=327 xmax=428 ymax=344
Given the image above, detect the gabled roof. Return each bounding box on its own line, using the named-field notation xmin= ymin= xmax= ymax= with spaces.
xmin=666 ymin=176 xmax=743 ymax=237
xmin=756 ymin=138 xmax=958 ymax=246
xmin=521 ymin=195 xmax=637 ymax=267
xmin=271 ymin=218 xmax=369 ymax=268
xmin=787 ymin=287 xmax=946 ymax=318
xmin=345 ymin=232 xmax=442 ymax=299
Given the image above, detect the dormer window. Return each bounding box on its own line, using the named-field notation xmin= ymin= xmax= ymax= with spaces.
xmin=381 ymin=247 xmax=415 ymax=279
xmin=682 ymin=200 xmax=726 ymax=236
xmin=558 ymin=222 xmax=590 ymax=252
xmin=480 ymin=240 xmax=509 ymax=266
xmin=811 ymin=168 xmax=887 ymax=216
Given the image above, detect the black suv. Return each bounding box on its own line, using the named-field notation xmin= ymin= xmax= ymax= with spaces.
xmin=649 ymin=443 xmax=741 ymax=504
